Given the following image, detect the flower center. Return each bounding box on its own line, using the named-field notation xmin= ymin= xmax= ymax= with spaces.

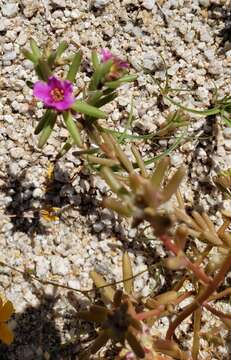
xmin=51 ymin=88 xmax=64 ymax=102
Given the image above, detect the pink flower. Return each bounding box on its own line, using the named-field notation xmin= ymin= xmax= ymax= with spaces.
xmin=101 ymin=49 xmax=129 ymax=80
xmin=33 ymin=76 xmax=75 ymax=111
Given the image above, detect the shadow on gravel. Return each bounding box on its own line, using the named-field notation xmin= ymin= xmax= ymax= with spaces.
xmin=208 ymin=3 xmax=231 ymax=49
xmin=0 ymin=162 xmax=80 ymax=236
xmin=0 ymin=167 xmax=47 ymax=236
xmin=0 ymin=159 xmax=115 ymax=238
xmin=0 ymin=288 xmax=87 ymax=360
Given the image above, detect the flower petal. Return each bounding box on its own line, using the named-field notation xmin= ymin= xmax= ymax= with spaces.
xmin=118 ymin=60 xmax=129 ymax=69
xmin=34 ymin=76 xmax=75 ymax=111
xmin=0 ymin=323 xmax=14 ymax=345
xmin=101 ymin=49 xmax=113 ymax=62
xmin=47 ymin=76 xmax=62 ymax=89
xmin=33 ymin=81 xmax=51 ymax=102
xmin=0 ymin=301 xmax=14 ymax=322
xmin=54 ymin=96 xmax=75 ymax=111
xmin=61 ymin=80 xmax=73 ymax=94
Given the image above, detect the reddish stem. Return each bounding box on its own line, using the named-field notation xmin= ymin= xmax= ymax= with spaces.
xmin=160 ymin=234 xmax=211 ymax=285
xmin=173 ymin=291 xmax=194 ymax=306
xmin=204 ymin=303 xmax=231 ymax=320
xmin=166 ymin=250 xmax=231 ymax=340
xmin=136 ymin=305 xmax=165 ymax=321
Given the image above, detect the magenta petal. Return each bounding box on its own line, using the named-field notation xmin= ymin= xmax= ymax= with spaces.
xmin=47 ymin=76 xmax=62 ymax=89
xmin=118 ymin=60 xmax=129 ymax=69
xmin=33 ymin=76 xmax=75 ymax=111
xmin=33 ymin=81 xmax=51 ymax=102
xmin=101 ymin=48 xmax=113 ymax=62
xmin=61 ymin=80 xmax=73 ymax=94
xmin=53 ymin=96 xmax=75 ymax=111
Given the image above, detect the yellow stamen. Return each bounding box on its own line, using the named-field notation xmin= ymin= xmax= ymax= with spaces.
xmin=51 ymin=88 xmax=64 ymax=102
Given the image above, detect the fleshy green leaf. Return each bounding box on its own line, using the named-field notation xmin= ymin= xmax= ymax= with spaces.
xmin=71 ymin=100 xmax=107 ymax=118
xmin=35 ymin=59 xmax=51 ymax=81
xmin=58 ymin=137 xmax=74 ymax=158
xmin=38 ymin=112 xmax=57 ymax=148
xmin=91 ymin=50 xmax=100 ymax=70
xmin=93 ymin=92 xmax=118 ymax=108
xmin=105 ymin=75 xmax=137 ymax=89
xmin=66 ymin=51 xmax=82 ymax=82
xmin=89 ymin=60 xmax=113 ymax=91
xmin=30 ymin=38 xmax=41 ymax=60
xmin=55 ymin=41 xmax=68 ymax=59
xmin=48 ymin=41 xmax=68 ymax=66
xmin=87 ymin=90 xmax=103 ymax=106
xmin=35 ymin=109 xmax=53 ymax=135
xmin=22 ymin=49 xmax=37 ymax=63
xmin=63 ymin=111 xmax=82 ymax=147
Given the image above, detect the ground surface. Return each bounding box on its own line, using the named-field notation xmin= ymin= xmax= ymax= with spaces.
xmin=0 ymin=0 xmax=231 ymax=359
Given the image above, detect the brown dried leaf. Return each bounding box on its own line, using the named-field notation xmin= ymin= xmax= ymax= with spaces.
xmin=90 ymin=270 xmax=115 ymax=304
xmin=151 ymin=156 xmax=170 ymax=188
xmin=122 ymin=252 xmax=134 ymax=295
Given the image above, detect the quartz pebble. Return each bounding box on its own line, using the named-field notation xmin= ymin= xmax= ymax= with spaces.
xmin=224 ymin=140 xmax=231 ymax=151
xmin=224 ymin=128 xmax=231 ymax=139
xmin=2 ymin=3 xmax=18 ymax=18
xmin=51 ymin=0 xmax=66 ymax=8
xmin=199 ymin=0 xmax=210 ymax=6
xmin=92 ymin=0 xmax=111 ymax=8
xmin=3 ymin=51 xmax=17 ymax=61
xmin=142 ymin=0 xmax=155 ymax=10
xmin=17 ymin=32 xmax=28 ymax=46
xmin=51 ymin=256 xmax=70 ymax=276
xmin=21 ymin=0 xmax=40 ymax=18
xmin=36 ymin=257 xmax=50 ymax=278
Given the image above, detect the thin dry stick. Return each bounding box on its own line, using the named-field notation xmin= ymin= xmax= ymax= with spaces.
xmin=0 ymin=260 xmax=151 ymax=297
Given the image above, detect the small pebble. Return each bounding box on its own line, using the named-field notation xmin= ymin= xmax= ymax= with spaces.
xmin=36 ymin=257 xmax=50 ymax=278
xmin=2 ymin=3 xmax=18 ymax=18
xmin=3 ymin=51 xmax=17 ymax=62
xmin=224 ymin=128 xmax=231 ymax=140
xmin=51 ymin=256 xmax=70 ymax=276
xmin=16 ymin=32 xmax=28 ymax=46
xmin=142 ymin=0 xmax=155 ymax=10
xmin=92 ymin=0 xmax=111 ymax=8
xmin=32 ymin=188 xmax=43 ymax=198
xmin=224 ymin=140 xmax=231 ymax=151
xmin=51 ymin=0 xmax=66 ymax=8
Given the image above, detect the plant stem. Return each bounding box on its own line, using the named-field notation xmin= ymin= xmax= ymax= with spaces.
xmin=166 ymin=251 xmax=231 ymax=340
xmin=160 ymin=234 xmax=211 ymax=285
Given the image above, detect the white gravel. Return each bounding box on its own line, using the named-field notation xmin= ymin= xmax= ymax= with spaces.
xmin=0 ymin=0 xmax=231 ymax=359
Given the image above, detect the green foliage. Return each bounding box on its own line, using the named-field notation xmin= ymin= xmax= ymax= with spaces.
xmin=22 ymin=40 xmax=135 ymax=149
xmin=11 ymin=39 xmax=231 ymax=360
